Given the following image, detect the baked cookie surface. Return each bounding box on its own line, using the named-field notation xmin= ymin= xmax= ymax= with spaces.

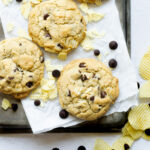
xmin=28 ymin=0 xmax=86 ymax=54
xmin=0 ymin=38 xmax=44 ymax=96
xmin=57 ymin=58 xmax=119 ymax=120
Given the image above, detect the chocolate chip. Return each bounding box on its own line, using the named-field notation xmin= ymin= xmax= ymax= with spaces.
xmin=80 ymin=18 xmax=83 ymax=23
xmin=109 ymin=41 xmax=118 ymax=50
xmin=59 ymin=109 xmax=69 ymax=119
xmin=79 ymin=62 xmax=86 ymax=68
xmin=8 ymin=77 xmax=14 ymax=80
xmin=34 ymin=100 xmax=41 ymax=106
xmin=40 ymin=56 xmax=44 ymax=63
xmin=145 ymin=129 xmax=150 ymax=136
xmin=109 ymin=59 xmax=117 ymax=68
xmin=78 ymin=145 xmax=86 ymax=150
xmin=26 ymin=82 xmax=33 ymax=88
xmin=68 ymin=90 xmax=71 ymax=97
xmin=57 ymin=43 xmax=63 ymax=49
xmin=94 ymin=49 xmax=100 ymax=56
xmin=19 ymin=43 xmax=22 ymax=46
xmin=16 ymin=0 xmax=22 ymax=2
xmin=148 ymin=103 xmax=150 ymax=107
xmin=137 ymin=82 xmax=140 ymax=89
xmin=0 ymin=76 xmax=4 ymax=80
xmin=45 ymin=33 xmax=52 ymax=39
xmin=101 ymin=91 xmax=107 ymax=98
xmin=43 ymin=14 xmax=49 ymax=20
xmin=14 ymin=67 xmax=19 ymax=72
xmin=29 ymin=75 xmax=33 ymax=78
xmin=12 ymin=103 xmax=18 ymax=112
xmin=124 ymin=143 xmax=130 ymax=150
xmin=90 ymin=96 xmax=95 ymax=101
xmin=52 ymin=70 xmax=61 ymax=78
xmin=81 ymin=74 xmax=87 ymax=82
xmin=6 ymin=80 xmax=11 ymax=84
xmin=52 ymin=148 xmax=59 ymax=150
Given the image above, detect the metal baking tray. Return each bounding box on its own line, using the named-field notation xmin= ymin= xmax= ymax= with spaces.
xmin=0 ymin=0 xmax=130 ymax=133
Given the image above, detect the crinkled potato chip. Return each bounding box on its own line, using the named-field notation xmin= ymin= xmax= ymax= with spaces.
xmin=122 ymin=122 xmax=130 ymax=137
xmin=112 ymin=136 xmax=134 ymax=150
xmin=139 ymin=53 xmax=150 ymax=80
xmin=94 ymin=139 xmax=111 ymax=150
xmin=128 ymin=104 xmax=150 ymax=130
xmin=139 ymin=81 xmax=150 ymax=98
xmin=1 ymin=98 xmax=11 ymax=110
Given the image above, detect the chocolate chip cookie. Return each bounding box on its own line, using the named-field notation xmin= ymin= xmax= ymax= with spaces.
xmin=28 ymin=0 xmax=86 ymax=54
xmin=57 ymin=58 xmax=119 ymax=120
xmin=0 ymin=38 xmax=44 ymax=98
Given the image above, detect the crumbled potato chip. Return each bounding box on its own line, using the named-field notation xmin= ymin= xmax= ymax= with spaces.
xmin=86 ymin=29 xmax=102 ymax=39
xmin=94 ymin=139 xmax=111 ymax=150
xmin=112 ymin=136 xmax=134 ymax=150
xmin=128 ymin=104 xmax=150 ymax=130
xmin=139 ymin=81 xmax=150 ymax=98
xmin=87 ymin=12 xmax=104 ymax=23
xmin=139 ymin=53 xmax=150 ymax=80
xmin=142 ymin=132 xmax=150 ymax=141
xmin=6 ymin=22 xmax=14 ymax=32
xmin=18 ymin=28 xmax=31 ymax=40
xmin=20 ymin=1 xmax=31 ymax=19
xmin=1 ymin=0 xmax=12 ymax=6
xmin=95 ymin=0 xmax=102 ymax=6
xmin=1 ymin=98 xmax=11 ymax=110
xmin=79 ymin=3 xmax=89 ymax=14
xmin=30 ymin=0 xmax=42 ymax=7
xmin=81 ymin=37 xmax=94 ymax=51
xmin=58 ymin=52 xmax=67 ymax=60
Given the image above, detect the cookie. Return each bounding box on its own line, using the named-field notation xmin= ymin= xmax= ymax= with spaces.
xmin=13 ymin=92 xmax=30 ymax=99
xmin=0 ymin=38 xmax=44 ymax=97
xmin=57 ymin=58 xmax=119 ymax=120
xmin=78 ymin=0 xmax=101 ymax=4
xmin=28 ymin=0 xmax=86 ymax=54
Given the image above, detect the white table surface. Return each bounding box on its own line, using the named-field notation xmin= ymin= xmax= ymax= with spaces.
xmin=1 ymin=0 xmax=150 ymax=149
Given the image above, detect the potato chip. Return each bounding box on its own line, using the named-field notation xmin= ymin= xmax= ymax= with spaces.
xmin=112 ymin=136 xmax=134 ymax=150
xmin=58 ymin=52 xmax=67 ymax=60
xmin=139 ymin=81 xmax=150 ymax=98
xmin=142 ymin=132 xmax=150 ymax=141
xmin=94 ymin=139 xmax=111 ymax=150
xmin=139 ymin=53 xmax=150 ymax=80
xmin=1 ymin=98 xmax=11 ymax=110
xmin=128 ymin=104 xmax=150 ymax=130
xmin=81 ymin=37 xmax=94 ymax=51
xmin=122 ymin=122 xmax=130 ymax=137
xmin=6 ymin=22 xmax=14 ymax=32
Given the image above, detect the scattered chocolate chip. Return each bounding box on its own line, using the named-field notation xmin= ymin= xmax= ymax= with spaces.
xmin=45 ymin=33 xmax=52 ymax=39
xmin=137 ymin=82 xmax=140 ymax=89
xmin=81 ymin=74 xmax=87 ymax=82
xmin=12 ymin=103 xmax=18 ymax=112
xmin=59 ymin=109 xmax=69 ymax=119
xmin=26 ymin=82 xmax=33 ymax=88
xmin=52 ymin=70 xmax=61 ymax=78
xmin=43 ymin=14 xmax=49 ymax=20
xmin=40 ymin=56 xmax=44 ymax=63
xmin=79 ymin=62 xmax=86 ymax=68
xmin=78 ymin=145 xmax=86 ymax=150
xmin=52 ymin=148 xmax=59 ymax=150
xmin=148 ymin=103 xmax=150 ymax=107
xmin=109 ymin=59 xmax=117 ymax=68
xmin=94 ymin=49 xmax=100 ymax=56
xmin=68 ymin=90 xmax=71 ymax=97
xmin=145 ymin=129 xmax=150 ymax=136
xmin=16 ymin=0 xmax=22 ymax=2
xmin=124 ymin=143 xmax=130 ymax=150
xmin=34 ymin=100 xmax=41 ymax=106
xmin=8 ymin=77 xmax=14 ymax=80
xmin=57 ymin=43 xmax=63 ymax=49
xmin=109 ymin=41 xmax=118 ymax=50
xmin=90 ymin=96 xmax=95 ymax=101
xmin=0 ymin=76 xmax=4 ymax=80
xmin=101 ymin=91 xmax=107 ymax=98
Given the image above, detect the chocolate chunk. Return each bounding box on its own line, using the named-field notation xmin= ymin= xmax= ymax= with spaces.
xmin=59 ymin=109 xmax=69 ymax=119
xmin=101 ymin=91 xmax=107 ymax=98
xmin=90 ymin=96 xmax=95 ymax=101
xmin=16 ymin=0 xmax=22 ymax=2
xmin=40 ymin=56 xmax=44 ymax=63
xmin=81 ymin=74 xmax=87 ymax=82
xmin=52 ymin=148 xmax=59 ymax=150
xmin=26 ymin=82 xmax=33 ymax=88
xmin=124 ymin=143 xmax=130 ymax=150
xmin=79 ymin=62 xmax=86 ymax=68
xmin=94 ymin=49 xmax=100 ymax=56
xmin=145 ymin=129 xmax=150 ymax=136
xmin=14 ymin=67 xmax=19 ymax=72
xmin=19 ymin=43 xmax=22 ymax=46
xmin=43 ymin=14 xmax=49 ymax=20
xmin=68 ymin=90 xmax=71 ymax=97
xmin=148 ymin=103 xmax=150 ymax=107
xmin=109 ymin=41 xmax=118 ymax=50
xmin=52 ymin=70 xmax=61 ymax=78
xmin=137 ymin=82 xmax=140 ymax=89
xmin=109 ymin=59 xmax=117 ymax=68
xmin=12 ymin=103 xmax=18 ymax=112
xmin=78 ymin=145 xmax=86 ymax=150
xmin=34 ymin=100 xmax=41 ymax=106
xmin=8 ymin=77 xmax=14 ymax=80
xmin=0 ymin=76 xmax=4 ymax=80
xmin=57 ymin=43 xmax=63 ymax=49
xmin=45 ymin=33 xmax=52 ymax=39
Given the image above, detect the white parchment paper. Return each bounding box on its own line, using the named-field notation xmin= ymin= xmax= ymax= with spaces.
xmin=0 ymin=0 xmax=138 ymax=133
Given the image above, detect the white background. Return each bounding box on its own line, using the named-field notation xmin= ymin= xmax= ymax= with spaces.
xmin=0 ymin=0 xmax=150 ymax=149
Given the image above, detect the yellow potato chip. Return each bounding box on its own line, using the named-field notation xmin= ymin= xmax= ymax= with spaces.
xmin=142 ymin=132 xmax=150 ymax=141
xmin=94 ymin=139 xmax=111 ymax=150
xmin=139 ymin=81 xmax=150 ymax=98
xmin=139 ymin=53 xmax=150 ymax=80
xmin=122 ymin=123 xmax=130 ymax=137
xmin=1 ymin=98 xmax=11 ymax=110
xmin=112 ymin=136 xmax=134 ymax=150
xmin=58 ymin=52 xmax=67 ymax=60
xmin=128 ymin=104 xmax=150 ymax=130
